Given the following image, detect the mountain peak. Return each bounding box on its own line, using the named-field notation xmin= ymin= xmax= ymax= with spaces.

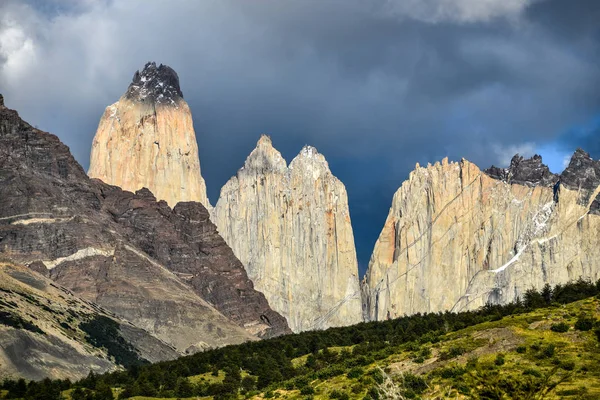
xmin=257 ymin=134 xmax=274 ymax=148
xmin=0 ymin=93 xmax=4 ymax=107
xmin=485 ymin=153 xmax=557 ymax=187
xmin=242 ymin=135 xmax=286 ymax=173
xmin=560 ymin=148 xmax=600 ymax=191
xmin=125 ymin=62 xmax=183 ymax=105
xmin=289 ymin=145 xmax=331 ymax=174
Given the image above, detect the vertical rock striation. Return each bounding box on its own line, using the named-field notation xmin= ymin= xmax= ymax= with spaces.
xmin=89 ymin=62 xmax=210 ymax=208
xmin=212 ymin=136 xmax=363 ymax=332
xmin=364 ymin=153 xmax=600 ymax=321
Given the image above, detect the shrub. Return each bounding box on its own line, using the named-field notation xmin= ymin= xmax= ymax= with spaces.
xmin=368 ymin=369 xmax=384 ymax=384
xmin=365 ymin=386 xmax=379 ymax=399
xmin=351 ymin=383 xmax=364 ymax=394
xmin=437 ymin=366 xmax=467 ymax=379
xmin=439 ymin=346 xmax=466 ymax=361
xmin=466 ymin=356 xmax=479 ymax=369
xmin=346 ymin=367 xmax=364 ymax=379
xmin=402 ymin=373 xmax=428 ymax=395
xmin=495 ymin=354 xmax=505 ymax=366
xmin=560 ymin=360 xmax=576 ymax=371
xmin=541 ymin=344 xmax=556 ymax=359
xmin=523 ymin=368 xmax=542 ymax=378
xmin=516 ymin=345 xmax=527 ymax=354
xmin=329 ymin=389 xmax=350 ymax=400
xmin=300 ymin=386 xmax=315 ymax=395
xmin=574 ymin=317 xmax=595 ymax=332
xmin=550 ymin=322 xmax=570 ymax=333
xmin=405 ymin=342 xmax=420 ymax=352
xmin=419 ymin=347 xmax=432 ymax=359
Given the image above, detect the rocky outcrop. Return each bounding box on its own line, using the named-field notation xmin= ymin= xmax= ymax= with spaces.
xmin=0 ymin=95 xmax=290 ymax=363
xmin=0 ymin=262 xmax=178 ymax=381
xmin=212 ymin=136 xmax=362 ymax=332
xmin=88 ymin=62 xmax=210 ymax=208
xmin=485 ymin=154 xmax=558 ymax=187
xmin=364 ymin=154 xmax=600 ymax=320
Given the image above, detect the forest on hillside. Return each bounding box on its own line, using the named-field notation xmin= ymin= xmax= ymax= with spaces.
xmin=2 ymin=279 xmax=600 ymax=400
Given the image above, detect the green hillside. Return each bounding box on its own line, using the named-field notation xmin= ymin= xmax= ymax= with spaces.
xmin=2 ymin=280 xmax=600 ymax=399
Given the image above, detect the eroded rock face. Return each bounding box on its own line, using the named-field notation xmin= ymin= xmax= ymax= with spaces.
xmin=364 ymin=155 xmax=600 ymax=320
xmin=212 ymin=136 xmax=362 ymax=332
xmin=0 ymin=96 xmax=290 ymax=359
xmin=88 ymin=62 xmax=210 ymax=208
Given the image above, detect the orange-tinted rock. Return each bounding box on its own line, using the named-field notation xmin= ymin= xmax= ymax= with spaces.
xmin=89 ymin=62 xmax=209 ymax=208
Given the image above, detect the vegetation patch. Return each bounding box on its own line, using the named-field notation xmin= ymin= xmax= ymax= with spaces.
xmin=80 ymin=315 xmax=148 ymax=368
xmin=0 ymin=310 xmax=44 ymax=334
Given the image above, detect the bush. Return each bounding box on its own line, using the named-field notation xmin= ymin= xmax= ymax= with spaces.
xmin=516 ymin=345 xmax=527 ymax=354
xmin=550 ymin=322 xmax=570 ymax=333
xmin=402 ymin=373 xmax=428 ymax=395
xmin=365 ymin=386 xmax=379 ymax=399
xmin=560 ymin=360 xmax=576 ymax=371
xmin=543 ymin=344 xmax=556 ymax=358
xmin=439 ymin=346 xmax=466 ymax=361
xmin=329 ymin=389 xmax=350 ymax=400
xmin=574 ymin=317 xmax=595 ymax=331
xmin=419 ymin=347 xmax=432 ymax=359
xmin=300 ymin=386 xmax=315 ymax=395
xmin=346 ymin=367 xmax=364 ymax=379
xmin=437 ymin=366 xmax=467 ymax=379
xmin=495 ymin=354 xmax=505 ymax=366
xmin=368 ymin=369 xmax=384 ymax=384
xmin=523 ymin=368 xmax=542 ymax=378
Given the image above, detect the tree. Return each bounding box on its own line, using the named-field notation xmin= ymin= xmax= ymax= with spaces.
xmin=174 ymin=377 xmax=194 ymax=398
xmin=524 ymin=288 xmax=545 ymax=309
xmin=241 ymin=376 xmax=256 ymax=393
xmin=70 ymin=387 xmax=90 ymax=400
xmin=94 ymin=383 xmax=114 ymax=400
xmin=541 ymin=284 xmax=553 ymax=305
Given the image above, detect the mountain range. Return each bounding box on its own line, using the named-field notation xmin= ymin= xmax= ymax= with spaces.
xmin=1 ymin=62 xmax=600 ymax=381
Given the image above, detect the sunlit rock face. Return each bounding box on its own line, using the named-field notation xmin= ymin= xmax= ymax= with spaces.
xmin=0 ymin=95 xmax=290 ymax=356
xmin=89 ymin=62 xmax=209 ymax=208
xmin=212 ymin=135 xmax=363 ymax=332
xmin=364 ymin=152 xmax=600 ymax=321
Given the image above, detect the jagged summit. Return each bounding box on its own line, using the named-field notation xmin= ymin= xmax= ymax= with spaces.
xmin=289 ymin=145 xmax=331 ymax=173
xmin=257 ymin=134 xmax=273 ymax=146
xmin=0 ymin=93 xmax=4 ymax=107
xmin=242 ymin=135 xmax=287 ymax=173
xmin=560 ymin=148 xmax=600 ymax=190
xmin=485 ymin=153 xmax=557 ymax=187
xmin=125 ymin=62 xmax=183 ymax=104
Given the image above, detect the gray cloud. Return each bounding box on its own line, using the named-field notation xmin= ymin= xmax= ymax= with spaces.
xmin=1 ymin=0 xmax=599 ymax=272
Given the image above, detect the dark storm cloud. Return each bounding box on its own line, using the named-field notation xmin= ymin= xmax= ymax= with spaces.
xmin=1 ymin=0 xmax=599 ymax=272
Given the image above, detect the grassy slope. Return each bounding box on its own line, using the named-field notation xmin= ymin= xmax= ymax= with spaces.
xmin=119 ymin=296 xmax=599 ymax=400
xmin=252 ymin=297 xmax=600 ymax=399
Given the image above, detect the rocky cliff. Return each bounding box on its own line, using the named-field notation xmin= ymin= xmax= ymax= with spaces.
xmin=212 ymin=136 xmax=362 ymax=332
xmin=364 ymin=152 xmax=600 ymax=320
xmin=88 ymin=62 xmax=210 ymax=208
xmin=0 ymin=94 xmax=290 ymax=368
